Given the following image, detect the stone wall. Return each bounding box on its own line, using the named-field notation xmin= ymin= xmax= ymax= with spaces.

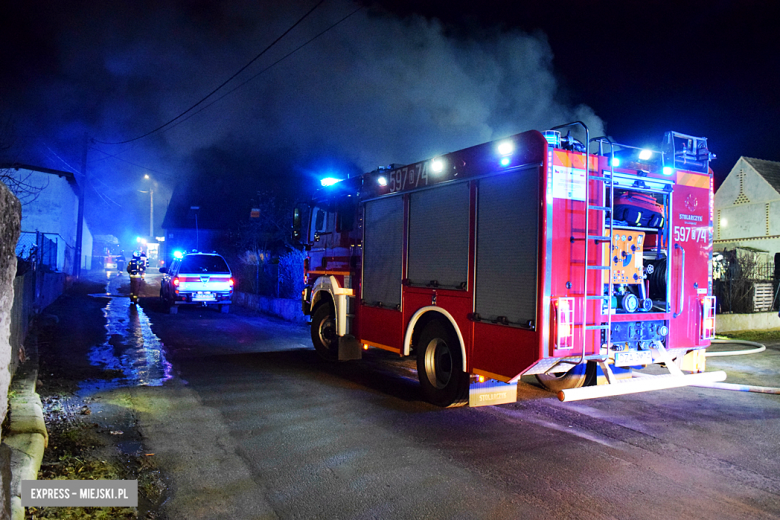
xmin=1 ymin=182 xmax=22 ymax=433
xmin=233 ymin=292 xmax=308 ymax=323
xmin=716 ymin=311 xmax=780 ymax=333
xmin=1 ymin=182 xmax=22 ymax=516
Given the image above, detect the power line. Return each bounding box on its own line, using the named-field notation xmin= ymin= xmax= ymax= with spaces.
xmin=89 ymin=145 xmax=176 ymax=180
xmin=163 ymin=5 xmax=363 ymax=133
xmin=94 ymin=0 xmax=326 ymax=146
xmin=40 ymin=142 xmax=80 ymax=176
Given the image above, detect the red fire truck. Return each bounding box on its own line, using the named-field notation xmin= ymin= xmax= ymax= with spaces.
xmin=294 ymin=121 xmax=723 ymax=406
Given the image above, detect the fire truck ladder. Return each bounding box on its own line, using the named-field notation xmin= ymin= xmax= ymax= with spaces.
xmin=549 ymin=123 xmax=613 ymax=371
xmin=580 ymin=136 xmax=615 ymax=367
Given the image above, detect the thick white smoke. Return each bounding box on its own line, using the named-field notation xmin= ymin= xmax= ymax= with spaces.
xmin=1 ymin=1 xmax=604 ymax=234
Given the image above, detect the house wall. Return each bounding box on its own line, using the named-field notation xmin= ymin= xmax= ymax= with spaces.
xmin=715 ymin=157 xmax=780 ymax=257
xmin=9 ymin=169 xmax=92 ymax=274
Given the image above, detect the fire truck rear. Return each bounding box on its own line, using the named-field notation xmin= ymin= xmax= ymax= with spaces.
xmin=294 ymin=121 xmax=721 ymax=406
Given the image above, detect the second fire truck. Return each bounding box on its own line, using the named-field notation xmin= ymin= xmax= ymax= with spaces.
xmin=294 ymin=121 xmax=721 ymax=406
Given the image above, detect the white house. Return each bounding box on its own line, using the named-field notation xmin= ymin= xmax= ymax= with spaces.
xmin=1 ymin=164 xmax=92 ymax=273
xmin=714 ymin=157 xmax=780 ymax=259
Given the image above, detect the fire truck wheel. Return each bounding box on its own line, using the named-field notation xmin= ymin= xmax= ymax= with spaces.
xmin=417 ymin=321 xmax=469 ymax=407
xmin=535 ymin=362 xmax=596 ymax=392
xmin=311 ymin=304 xmax=338 ymax=361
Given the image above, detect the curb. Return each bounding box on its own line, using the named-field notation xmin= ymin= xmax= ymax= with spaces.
xmin=2 ymin=365 xmax=47 ymax=520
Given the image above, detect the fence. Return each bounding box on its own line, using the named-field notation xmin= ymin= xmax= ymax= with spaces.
xmin=713 ymin=258 xmax=778 ymax=314
xmin=9 ymin=232 xmax=71 ymax=377
xmin=8 ymin=270 xmax=67 ymax=377
xmin=232 ymin=250 xmax=306 ymax=300
xmin=15 ymin=231 xmax=67 ymax=273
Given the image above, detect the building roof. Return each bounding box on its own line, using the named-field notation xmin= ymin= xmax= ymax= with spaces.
xmin=744 ymin=157 xmax=780 ymax=195
xmin=0 ymin=163 xmax=80 ymax=194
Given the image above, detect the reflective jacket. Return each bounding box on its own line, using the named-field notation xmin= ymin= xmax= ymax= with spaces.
xmin=127 ymin=258 xmax=144 ymax=277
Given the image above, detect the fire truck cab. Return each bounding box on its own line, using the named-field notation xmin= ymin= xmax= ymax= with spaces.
xmin=295 ymin=122 xmax=720 ymax=406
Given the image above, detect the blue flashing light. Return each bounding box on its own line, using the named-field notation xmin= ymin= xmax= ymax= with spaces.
xmin=542 ymin=130 xmax=561 ymax=147
xmin=662 ymin=166 xmax=674 ymax=176
xmin=320 ymin=177 xmax=342 ymax=187
xmin=638 ymin=149 xmax=653 ymax=160
xmin=611 ymin=157 xmax=620 ymax=167
xmin=500 ymin=157 xmax=511 ymax=167
xmin=431 ymin=159 xmax=444 ymax=173
xmin=173 ymin=250 xmax=184 ymax=259
xmin=378 ymin=176 xmax=388 ymax=186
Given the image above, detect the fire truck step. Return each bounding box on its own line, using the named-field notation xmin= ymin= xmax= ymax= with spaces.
xmin=557 ymin=370 xmax=727 ymax=401
xmin=586 ymin=295 xmax=609 ymax=300
xmin=585 ymin=324 xmax=609 ymax=330
xmin=588 ymin=175 xmax=612 ymax=183
xmin=587 ymin=205 xmax=611 ymax=211
xmin=586 ymin=265 xmax=610 ymax=270
xmin=587 ymin=235 xmax=611 ymax=242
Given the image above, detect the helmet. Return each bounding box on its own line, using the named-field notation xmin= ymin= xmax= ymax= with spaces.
xmin=132 ymin=251 xmax=141 ymax=259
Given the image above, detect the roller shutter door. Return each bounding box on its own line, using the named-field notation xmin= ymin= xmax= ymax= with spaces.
xmin=408 ymin=182 xmax=470 ymax=289
xmin=363 ymin=196 xmax=403 ymax=307
xmin=475 ymin=168 xmax=539 ymax=325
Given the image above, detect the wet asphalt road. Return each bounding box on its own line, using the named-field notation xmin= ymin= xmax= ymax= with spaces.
xmin=90 ymin=273 xmax=780 ymax=519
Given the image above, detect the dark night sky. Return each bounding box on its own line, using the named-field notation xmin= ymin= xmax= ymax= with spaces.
xmin=1 ymin=0 xmax=777 ymax=245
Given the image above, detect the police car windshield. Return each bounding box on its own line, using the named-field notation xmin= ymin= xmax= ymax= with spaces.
xmin=180 ymin=255 xmax=230 ymax=274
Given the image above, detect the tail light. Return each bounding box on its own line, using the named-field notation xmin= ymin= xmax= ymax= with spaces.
xmin=701 ymin=296 xmax=716 ymax=340
xmin=555 ymin=297 xmax=575 ymax=349
xmin=172 ymin=277 xmax=180 ymax=287
xmin=229 ymin=278 xmax=235 ymax=287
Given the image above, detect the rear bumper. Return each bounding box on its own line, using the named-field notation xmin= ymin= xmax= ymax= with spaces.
xmin=172 ymin=291 xmax=232 ymax=305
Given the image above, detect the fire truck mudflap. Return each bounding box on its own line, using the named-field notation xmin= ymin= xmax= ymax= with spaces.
xmin=295 ymin=121 xmax=719 ymax=406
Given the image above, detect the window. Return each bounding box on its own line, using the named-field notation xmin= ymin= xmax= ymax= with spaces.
xmin=180 ymin=255 xmax=230 ymax=274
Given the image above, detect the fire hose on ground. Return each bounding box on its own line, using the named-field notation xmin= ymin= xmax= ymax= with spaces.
xmin=633 ymin=338 xmax=780 ymax=395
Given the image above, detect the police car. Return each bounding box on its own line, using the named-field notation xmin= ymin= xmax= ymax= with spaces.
xmin=159 ymin=251 xmax=234 ymax=314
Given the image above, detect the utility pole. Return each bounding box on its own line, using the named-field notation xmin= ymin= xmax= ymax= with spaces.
xmin=75 ymin=132 xmax=88 ymax=278
xmin=149 ymin=188 xmax=154 ymax=238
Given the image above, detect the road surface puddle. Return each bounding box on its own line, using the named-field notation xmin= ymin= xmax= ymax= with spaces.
xmin=82 ymin=295 xmax=173 ymax=392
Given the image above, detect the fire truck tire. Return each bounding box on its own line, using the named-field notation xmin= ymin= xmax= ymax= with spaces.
xmin=416 ymin=321 xmax=469 ymax=407
xmin=535 ymin=362 xmax=596 ymax=392
xmin=311 ymin=304 xmax=338 ymax=361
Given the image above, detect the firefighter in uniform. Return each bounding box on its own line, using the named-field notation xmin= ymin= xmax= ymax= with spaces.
xmin=127 ymin=251 xmax=144 ymax=303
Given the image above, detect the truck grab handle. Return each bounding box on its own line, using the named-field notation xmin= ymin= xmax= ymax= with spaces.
xmin=673 ymin=243 xmax=685 ymax=318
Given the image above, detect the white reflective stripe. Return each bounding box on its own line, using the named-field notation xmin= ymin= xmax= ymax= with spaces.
xmin=403 ymin=306 xmax=467 ymax=372
xmin=312 ymin=275 xmax=352 ymax=336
